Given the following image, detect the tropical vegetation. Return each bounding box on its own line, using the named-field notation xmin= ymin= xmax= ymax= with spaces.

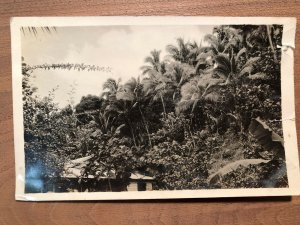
xmin=23 ymin=24 xmax=287 ymax=192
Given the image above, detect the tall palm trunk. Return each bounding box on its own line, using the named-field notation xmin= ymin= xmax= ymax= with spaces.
xmin=126 ymin=118 xmax=138 ymax=148
xmin=138 ymin=106 xmax=152 ymax=146
xmin=108 ymin=177 xmax=112 ymax=191
xmin=160 ymin=94 xmax=167 ymax=117
xmin=266 ymin=25 xmax=278 ymax=63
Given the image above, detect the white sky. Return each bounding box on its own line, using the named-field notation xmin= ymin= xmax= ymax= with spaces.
xmin=21 ymin=25 xmax=213 ymax=108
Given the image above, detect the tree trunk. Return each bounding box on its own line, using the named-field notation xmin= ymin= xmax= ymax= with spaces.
xmin=108 ymin=178 xmax=112 ymax=191
xmin=191 ymin=99 xmax=199 ymax=113
xmin=138 ymin=106 xmax=152 ymax=146
xmin=266 ymin=25 xmax=278 ymax=63
xmin=127 ymin=118 xmax=138 ymax=148
xmin=160 ymin=94 xmax=167 ymax=117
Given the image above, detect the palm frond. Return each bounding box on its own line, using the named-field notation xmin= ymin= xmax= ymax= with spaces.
xmin=141 ymin=78 xmax=156 ymax=94
xmin=180 ymin=79 xmax=200 ymax=100
xmin=166 ymin=62 xmax=195 ymax=86
xmin=166 ymin=38 xmax=190 ymax=63
xmin=144 ymin=56 xmax=155 ymax=65
xmin=21 ymin=26 xmax=57 ymax=36
xmin=142 ymin=49 xmax=163 ymax=74
xmin=236 ymin=47 xmax=247 ymax=61
xmin=208 ymin=159 xmax=270 ymax=185
xmin=249 ymin=117 xmax=284 ymax=150
xmin=140 ymin=66 xmax=152 ymax=75
xmin=176 ymin=99 xmax=195 ymax=113
xmin=204 ymin=92 xmax=220 ymax=102
xmin=196 ymin=50 xmax=215 ymax=62
xmin=151 ymin=49 xmax=161 ymax=62
xmin=214 ymin=54 xmax=231 ymax=76
xmin=103 ymin=78 xmax=118 ymax=91
xmin=239 ymin=57 xmax=260 ymax=76
xmin=166 ymin=45 xmax=180 ymax=57
xmin=248 ymin=72 xmax=267 ymax=80
xmin=116 ymin=90 xmax=135 ymax=101
xmin=203 ymin=34 xmax=218 ymax=48
xmin=243 ymin=56 xmax=260 ymax=69
xmin=124 ymin=77 xmax=138 ymax=91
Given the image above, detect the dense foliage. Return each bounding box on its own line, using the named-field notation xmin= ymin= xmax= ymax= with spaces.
xmin=23 ymin=25 xmax=288 ymax=192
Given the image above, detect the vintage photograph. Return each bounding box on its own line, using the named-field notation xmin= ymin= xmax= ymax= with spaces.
xmin=11 ymin=17 xmax=300 ymax=200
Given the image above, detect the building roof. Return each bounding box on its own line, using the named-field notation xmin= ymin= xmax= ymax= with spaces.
xmin=62 ymin=155 xmax=154 ymax=180
xmin=130 ymin=172 xmax=154 ymax=180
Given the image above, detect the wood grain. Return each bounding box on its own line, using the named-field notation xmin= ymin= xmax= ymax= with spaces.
xmin=1 ymin=1 xmax=300 ymax=224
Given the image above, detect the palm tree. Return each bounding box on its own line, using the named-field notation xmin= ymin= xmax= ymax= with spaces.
xmin=193 ymin=49 xmax=260 ymax=106
xmin=203 ymin=33 xmax=224 ymax=54
xmin=177 ymin=45 xmax=261 ymax=115
xmin=212 ymin=50 xmax=261 ymax=84
xmin=142 ymin=70 xmax=173 ymax=117
xmin=247 ymin=25 xmax=278 ymax=63
xmin=194 ymin=46 xmax=216 ymax=74
xmin=164 ymin=61 xmax=196 ymax=102
xmin=187 ymin=41 xmax=203 ymax=66
xmin=194 ymin=26 xmax=244 ymax=74
xmin=176 ymin=76 xmax=205 ymax=113
xmin=116 ymin=77 xmax=152 ymax=146
xmin=104 ymin=97 xmax=138 ymax=148
xmin=204 ymin=26 xmax=243 ymax=54
xmin=141 ymin=50 xmax=171 ymax=117
xmin=198 ymin=49 xmax=263 ymax=132
xmin=166 ymin=38 xmax=190 ymax=64
xmin=140 ymin=49 xmax=166 ymax=75
xmin=101 ymin=78 xmax=120 ymax=100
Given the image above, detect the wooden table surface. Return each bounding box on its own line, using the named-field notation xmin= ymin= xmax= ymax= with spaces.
xmin=1 ymin=1 xmax=300 ymax=224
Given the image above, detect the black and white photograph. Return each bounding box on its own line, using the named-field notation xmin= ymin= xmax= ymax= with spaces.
xmin=11 ymin=17 xmax=300 ymax=200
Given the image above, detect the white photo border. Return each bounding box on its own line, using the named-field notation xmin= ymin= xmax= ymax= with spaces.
xmin=11 ymin=16 xmax=300 ymax=201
